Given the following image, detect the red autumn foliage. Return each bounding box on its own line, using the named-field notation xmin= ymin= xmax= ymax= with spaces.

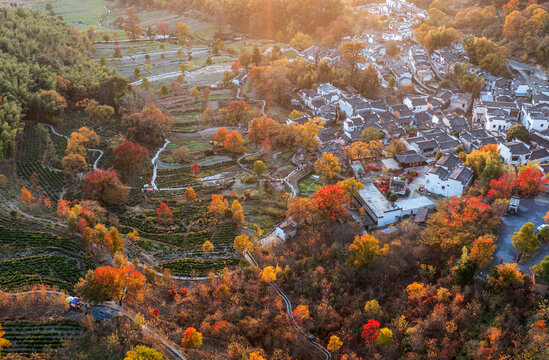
xmin=82 ymin=169 xmax=129 ymax=205
xmin=57 ymin=199 xmax=71 ymax=217
xmin=231 ymin=60 xmax=242 ymax=74
xmin=156 ymin=22 xmax=170 ymax=36
xmin=112 ymin=140 xmax=150 ymax=182
xmin=374 ymin=178 xmax=390 ymax=193
xmin=150 ymin=308 xmax=160 ymax=317
xmin=487 ymin=173 xmax=516 ymax=200
xmin=361 ymin=319 xmax=380 ymax=342
xmin=314 ymin=184 xmax=350 ymax=221
xmin=514 ymin=168 xmax=548 ymax=196
xmin=122 ymin=103 xmax=172 ymax=148
xmin=190 ymin=163 xmax=200 ymax=175
xmin=156 ymin=203 xmax=173 ymax=224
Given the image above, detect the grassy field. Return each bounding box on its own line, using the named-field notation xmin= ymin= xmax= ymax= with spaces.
xmin=298 ymin=176 xmax=322 ymax=197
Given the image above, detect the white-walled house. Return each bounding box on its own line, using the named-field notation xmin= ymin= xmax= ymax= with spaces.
xmin=403 ymin=96 xmax=429 ymax=113
xmin=425 ymin=154 xmax=473 ymax=197
xmin=498 ymin=141 xmax=531 ymax=165
xmin=521 ymin=103 xmax=549 ymax=131
xmin=275 ymin=220 xmax=297 ymax=241
xmin=354 ymin=183 xmax=434 ymax=228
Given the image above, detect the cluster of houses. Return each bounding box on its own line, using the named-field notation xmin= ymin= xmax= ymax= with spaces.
xmin=269 ymin=1 xmax=549 ymax=232
xmin=286 ymin=71 xmax=549 ymax=229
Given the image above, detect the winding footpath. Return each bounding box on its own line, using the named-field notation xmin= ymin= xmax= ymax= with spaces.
xmin=150 ymin=138 xmax=171 ymax=190
xmin=236 ymin=85 xmax=331 ymax=360
xmin=244 ymin=252 xmax=332 ymax=360
xmin=39 ymin=122 xmax=104 ymax=171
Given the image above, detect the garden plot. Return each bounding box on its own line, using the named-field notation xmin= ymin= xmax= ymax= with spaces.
xmin=0 ymin=226 xmax=93 ymax=292
xmin=2 ymin=319 xmax=82 ymax=356
xmin=298 ymin=175 xmax=322 ymax=197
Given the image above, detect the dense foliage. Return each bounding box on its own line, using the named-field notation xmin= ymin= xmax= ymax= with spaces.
xmin=116 ymin=0 xmax=347 ymax=42
xmin=0 ymin=7 xmax=128 ymax=160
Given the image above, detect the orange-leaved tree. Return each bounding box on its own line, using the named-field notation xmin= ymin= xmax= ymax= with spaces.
xmin=313 ymin=184 xmax=349 ymax=222
xmin=469 ymin=236 xmax=497 ymax=268
xmin=75 ymin=264 xmax=146 ymax=305
xmin=181 ymin=327 xmax=203 ymax=348
xmin=287 ymin=197 xmax=317 ymax=224
xmin=422 ymin=196 xmax=496 ymax=253
xmin=209 ymin=194 xmax=229 ymax=218
xmin=224 ymin=130 xmax=245 ymax=154
xmin=20 ymin=187 xmax=34 ymax=209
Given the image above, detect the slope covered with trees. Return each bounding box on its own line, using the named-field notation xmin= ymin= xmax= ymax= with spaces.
xmin=0 ymin=7 xmax=128 ymax=161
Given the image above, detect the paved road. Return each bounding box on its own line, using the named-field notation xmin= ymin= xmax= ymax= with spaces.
xmin=488 ymin=197 xmax=549 ymax=273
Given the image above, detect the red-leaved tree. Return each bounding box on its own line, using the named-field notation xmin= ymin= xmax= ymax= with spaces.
xmin=112 ymin=140 xmax=150 ymax=183
xmin=487 ymin=173 xmax=516 ymax=200
xmin=156 ymin=203 xmax=174 ymax=224
xmin=361 ymin=319 xmax=380 ymax=343
xmin=83 ymin=169 xmax=129 ymax=205
xmin=514 ymin=168 xmax=548 ymax=196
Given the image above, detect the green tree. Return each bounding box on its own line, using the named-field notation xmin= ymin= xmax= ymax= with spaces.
xmin=507 ymin=124 xmax=530 ymax=143
xmin=254 ymin=160 xmax=267 ymax=177
xmin=360 ymin=126 xmax=383 ymax=142
xmin=290 ymin=32 xmax=313 ymax=51
xmin=533 ymin=255 xmax=549 ymax=282
xmin=512 ymin=222 xmax=541 ymax=258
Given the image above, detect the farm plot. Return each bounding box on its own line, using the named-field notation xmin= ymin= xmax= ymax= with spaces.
xmin=298 ymin=175 xmax=322 ymax=197
xmin=155 ymin=168 xmax=202 ymax=188
xmin=2 ymin=319 xmax=82 ymax=356
xmin=16 ymin=123 xmax=66 ymax=202
xmin=156 ymin=257 xmax=241 ymax=277
xmin=0 ymin=226 xmax=93 ymax=292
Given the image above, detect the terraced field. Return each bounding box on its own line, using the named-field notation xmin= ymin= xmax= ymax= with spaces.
xmin=16 ymin=123 xmax=66 ymax=202
xmin=0 ymin=226 xmax=93 ymax=292
xmin=2 ymin=319 xmax=82 ymax=356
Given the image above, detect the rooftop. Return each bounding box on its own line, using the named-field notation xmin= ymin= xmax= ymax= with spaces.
xmin=358 ymin=183 xmax=396 ymax=218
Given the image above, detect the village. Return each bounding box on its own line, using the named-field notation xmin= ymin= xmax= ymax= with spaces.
xmin=1 ymin=0 xmax=549 ymax=359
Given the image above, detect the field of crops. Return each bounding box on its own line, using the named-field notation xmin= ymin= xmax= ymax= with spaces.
xmin=157 ymin=257 xmax=241 ymax=277
xmin=156 ymin=168 xmax=202 ymax=188
xmin=2 ymin=319 xmax=82 ymax=356
xmin=16 ymin=123 xmax=66 ymax=202
xmin=0 ymin=226 xmax=93 ymax=292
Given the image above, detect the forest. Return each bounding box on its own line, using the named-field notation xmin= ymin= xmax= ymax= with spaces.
xmin=0 ymin=7 xmax=128 ymax=161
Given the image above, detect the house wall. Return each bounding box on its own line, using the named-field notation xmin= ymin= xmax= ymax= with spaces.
xmin=425 ymin=173 xmax=464 ymax=197
xmin=521 ymin=109 xmax=549 ymax=131
xmin=498 ymin=145 xmax=529 ymax=165
xmin=275 ymin=227 xmax=286 ymax=241
xmin=485 ymin=118 xmax=512 ymax=132
xmin=377 ymin=209 xmax=402 ymax=227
